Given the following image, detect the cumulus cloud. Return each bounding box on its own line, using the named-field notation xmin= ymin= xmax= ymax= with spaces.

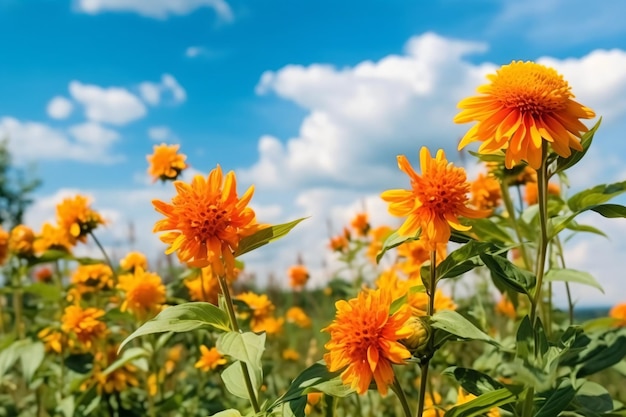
xmin=69 ymin=81 xmax=147 ymax=125
xmin=46 ymin=96 xmax=74 ymax=119
xmin=75 ymin=0 xmax=233 ymax=21
xmin=148 ymin=126 xmax=178 ymax=142
xmin=0 ymin=117 xmax=122 ymax=163
xmin=238 ymin=32 xmax=626 ymax=305
xmin=139 ymin=74 xmax=187 ymax=106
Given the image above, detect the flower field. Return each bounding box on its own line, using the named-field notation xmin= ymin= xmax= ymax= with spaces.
xmin=2 ymin=61 xmax=626 ymax=417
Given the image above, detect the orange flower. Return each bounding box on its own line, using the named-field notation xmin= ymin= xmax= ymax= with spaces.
xmin=61 ymin=305 xmax=108 ymax=349
xmin=382 ymin=147 xmax=489 ymax=249
xmin=35 ymin=266 xmax=53 ymax=283
xmin=195 ymin=346 xmax=227 ymax=372
xmin=495 ymin=295 xmax=516 ymax=320
xmin=89 ymin=345 xmax=139 ymax=394
xmin=470 ymin=173 xmax=502 ymax=211
xmin=38 ymin=327 xmax=65 ymax=354
xmin=329 ymin=227 xmax=350 ymax=253
xmin=288 ymin=264 xmax=310 ymax=289
xmin=0 ymin=226 xmax=8 ymax=265
xmin=454 ymin=61 xmax=595 ymax=169
xmin=305 ymin=392 xmax=323 ymax=415
xmin=9 ymin=225 xmax=35 ymax=258
xmin=396 ymin=239 xmax=446 ymax=279
xmin=56 ymin=195 xmax=105 ymax=244
xmin=117 ymin=267 xmax=166 ymax=319
xmin=422 ymin=391 xmax=445 ymax=417
xmin=119 ymin=251 xmax=148 ymax=272
xmin=410 ymin=289 xmax=457 ymax=317
xmin=524 ymin=181 xmax=561 ymax=205
xmin=71 ymin=264 xmax=115 ymax=294
xmin=184 ymin=266 xmax=223 ymax=304
xmin=609 ymin=303 xmax=626 ymax=326
xmin=350 ymin=212 xmax=370 ymax=237
xmin=255 ymin=316 xmax=285 ymax=335
xmin=323 ymin=288 xmax=412 ymax=395
xmin=33 ymin=222 xmax=73 ymax=254
xmin=147 ymin=143 xmax=188 ymax=182
xmin=286 ymin=306 xmax=312 ymax=328
xmin=366 ymin=225 xmax=393 ymax=263
xmin=152 ymin=165 xmax=259 ymax=276
xmin=282 ymin=348 xmax=300 ymax=361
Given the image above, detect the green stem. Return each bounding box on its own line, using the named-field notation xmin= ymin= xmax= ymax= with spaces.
xmin=555 ymin=237 xmax=575 ymax=325
xmin=530 ymin=145 xmax=549 ymax=326
xmin=522 ymin=386 xmax=535 ymax=417
xmin=216 ymin=274 xmax=261 ymax=414
xmin=415 ymin=250 xmax=438 ymax=417
xmin=89 ymin=231 xmax=118 ymax=281
xmin=391 ymin=377 xmax=412 ymax=417
xmin=12 ymin=262 xmax=25 ymax=339
xmin=501 ymin=181 xmax=532 ymax=271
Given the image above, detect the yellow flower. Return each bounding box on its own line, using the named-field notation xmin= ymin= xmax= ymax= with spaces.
xmin=423 ymin=391 xmax=445 ymax=417
xmin=609 ymin=303 xmax=626 ymax=326
xmin=195 ymin=346 xmax=227 ymax=372
xmin=409 ymin=289 xmax=457 ymax=317
xmin=153 ymin=165 xmax=259 ymax=276
xmin=56 ymin=195 xmax=105 ymax=244
xmin=236 ymin=292 xmax=275 ymax=332
xmin=470 ymin=173 xmax=502 ymax=211
xmin=288 ymin=264 xmax=310 ymax=289
xmin=71 ymin=264 xmax=115 ymax=294
xmin=33 ymin=222 xmax=73 ymax=254
xmin=456 ymin=388 xmax=500 ymax=417
xmin=165 ymin=344 xmax=185 ymax=374
xmin=119 ymin=251 xmax=148 ymax=272
xmin=454 ymin=61 xmax=595 ymax=169
xmin=286 ymin=306 xmax=312 ymax=328
xmin=282 ymin=348 xmax=300 ymax=361
xmin=9 ymin=225 xmax=35 ymax=258
xmin=381 ymin=147 xmax=489 ymax=249
xmin=90 ymin=345 xmax=139 ymax=394
xmin=184 ymin=266 xmax=225 ymax=304
xmin=61 ymin=305 xmax=108 ymax=349
xmin=0 ymin=226 xmax=8 ymax=265
xmin=396 ymin=239 xmax=446 ymax=279
xmin=147 ymin=143 xmax=188 ymax=182
xmin=350 ymin=212 xmax=370 ymax=237
xmin=255 ymin=316 xmax=284 ymax=335
xmin=323 ymin=288 xmax=412 ymax=395
xmin=305 ymin=392 xmax=323 ymax=415
xmin=117 ymin=267 xmax=166 ymax=319
xmin=38 ymin=327 xmax=65 ymax=354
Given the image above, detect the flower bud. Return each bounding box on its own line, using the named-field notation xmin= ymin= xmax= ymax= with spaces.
xmin=401 ymin=316 xmax=431 ymax=354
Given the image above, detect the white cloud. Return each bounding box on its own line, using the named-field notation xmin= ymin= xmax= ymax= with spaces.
xmin=148 ymin=126 xmax=177 ymax=142
xmin=69 ymin=122 xmax=120 ymax=146
xmin=186 ymin=46 xmax=206 ymax=58
xmin=46 ymin=96 xmax=74 ymax=119
xmin=237 ymin=32 xmax=626 ymax=305
xmin=0 ymin=117 xmax=122 ymax=163
xmin=69 ymin=81 xmax=147 ymax=125
xmin=75 ymin=0 xmax=233 ymax=21
xmin=139 ymin=74 xmax=187 ymax=106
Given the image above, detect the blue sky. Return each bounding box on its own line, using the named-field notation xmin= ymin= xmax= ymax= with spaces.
xmin=2 ymin=0 xmax=626 ymax=306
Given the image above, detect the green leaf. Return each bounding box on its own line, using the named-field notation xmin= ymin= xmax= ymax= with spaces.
xmin=23 ymin=282 xmax=62 ymax=301
xmin=376 ymin=229 xmax=420 ymax=263
xmin=443 ymin=367 xmax=505 ymax=396
xmin=233 ymin=218 xmax=307 ymax=257
xmin=390 ymin=285 xmax=425 ymax=314
xmin=56 ymin=397 xmax=75 ymax=417
xmin=565 ymin=220 xmax=608 ymax=238
xmin=573 ymin=380 xmax=614 ymax=414
xmin=119 ymin=302 xmax=231 ymax=352
xmin=444 ymin=388 xmax=516 ymax=417
xmin=0 ymin=339 xmax=29 ymax=378
xmin=568 ymin=181 xmax=626 ymax=212
xmin=544 ymin=268 xmax=603 ymax=293
xmin=19 ymin=341 xmax=45 ymax=382
xmin=217 ymin=331 xmax=265 ymax=369
xmin=577 ymin=331 xmax=626 ymax=377
xmin=221 ymin=360 xmax=260 ymax=400
xmin=516 ymin=316 xmax=533 ymax=359
xmin=467 ymin=218 xmax=514 ymax=245
xmin=210 ymin=410 xmax=243 ymax=417
xmin=590 ymin=203 xmax=626 ymax=218
xmin=437 ymin=241 xmax=497 ymax=281
xmin=64 ymin=353 xmax=94 ymax=374
xmin=554 ymin=118 xmax=601 ymax=175
xmin=431 ymin=310 xmax=499 ymax=346
xmin=535 ymin=381 xmax=577 ymax=417
xmin=480 ymin=253 xmax=535 ymax=295
xmin=270 ymin=362 xmax=353 ymax=411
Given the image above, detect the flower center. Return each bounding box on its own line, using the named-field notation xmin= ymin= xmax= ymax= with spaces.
xmin=185 ymin=201 xmax=230 ymax=243
xmin=491 ymin=61 xmax=572 ymax=115
xmin=414 ymin=165 xmax=469 ymax=214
